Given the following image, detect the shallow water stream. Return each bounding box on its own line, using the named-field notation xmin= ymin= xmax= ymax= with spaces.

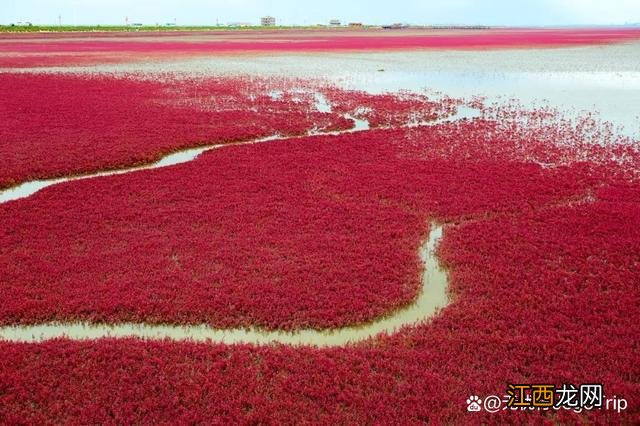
xmin=0 ymin=223 xmax=447 ymax=346
xmin=0 ymin=97 xmax=478 ymax=204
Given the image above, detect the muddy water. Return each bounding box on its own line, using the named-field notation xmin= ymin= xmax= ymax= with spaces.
xmin=0 ymin=223 xmax=448 ymax=346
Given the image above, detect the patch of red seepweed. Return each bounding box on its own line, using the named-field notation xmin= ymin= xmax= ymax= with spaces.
xmin=323 ymin=87 xmax=458 ymax=127
xmin=1 ymin=140 xmax=638 ymax=424
xmin=0 ymin=125 xmax=595 ymax=329
xmin=0 ymin=82 xmax=639 ymax=422
xmin=0 ymin=73 xmax=356 ymax=189
xmin=2 ymin=86 xmax=617 ymax=330
xmin=2 ymin=28 xmax=640 ymax=67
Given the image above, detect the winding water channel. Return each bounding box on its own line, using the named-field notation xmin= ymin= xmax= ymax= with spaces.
xmin=0 ymin=94 xmax=474 ymax=345
xmin=0 ymin=99 xmax=478 ymax=204
xmin=0 ymin=223 xmax=447 ymax=346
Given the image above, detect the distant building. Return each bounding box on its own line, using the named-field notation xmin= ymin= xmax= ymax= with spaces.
xmin=131 ymin=23 xmax=143 ymax=27
xmin=382 ymin=23 xmax=409 ymax=29
xmin=227 ymin=22 xmax=253 ymax=27
xmin=348 ymin=22 xmax=363 ymax=28
xmin=261 ymin=16 xmax=276 ymax=26
xmin=329 ymin=19 xmax=341 ymax=27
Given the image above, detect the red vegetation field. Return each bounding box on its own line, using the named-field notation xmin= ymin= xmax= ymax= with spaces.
xmin=323 ymin=87 xmax=458 ymax=127
xmin=2 ymin=28 xmax=640 ymax=67
xmin=0 ymin=123 xmax=596 ymax=329
xmin=0 ymin=73 xmax=356 ymax=189
xmin=0 ymin=72 xmax=639 ymax=423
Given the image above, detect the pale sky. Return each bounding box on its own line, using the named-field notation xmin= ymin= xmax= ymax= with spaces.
xmin=2 ymin=0 xmax=640 ymax=26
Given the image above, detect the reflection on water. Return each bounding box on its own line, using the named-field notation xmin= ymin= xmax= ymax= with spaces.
xmin=314 ymin=92 xmax=332 ymax=113
xmin=351 ymin=115 xmax=370 ymax=131
xmin=342 ymin=70 xmax=640 ymax=138
xmin=0 ymin=223 xmax=448 ymax=347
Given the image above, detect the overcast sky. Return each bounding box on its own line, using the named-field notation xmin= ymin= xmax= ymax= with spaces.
xmin=2 ymin=0 xmax=640 ymax=26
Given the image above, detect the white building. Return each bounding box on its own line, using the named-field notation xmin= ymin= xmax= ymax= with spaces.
xmin=261 ymin=16 xmax=276 ymax=26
